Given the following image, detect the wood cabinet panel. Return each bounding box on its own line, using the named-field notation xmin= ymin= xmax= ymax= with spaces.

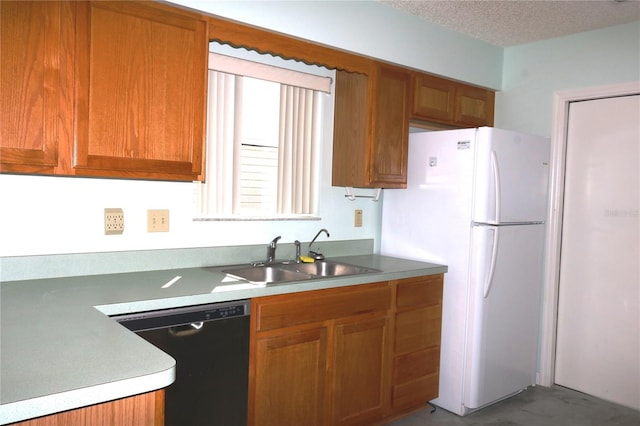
xmin=410 ymin=72 xmax=495 ymax=128
xmin=396 ymin=275 xmax=443 ymax=309
xmin=9 ymin=390 xmax=164 ymax=426
xmin=250 ymin=282 xmax=395 ymax=426
xmin=368 ymin=64 xmax=411 ymax=187
xmin=251 ymin=326 xmax=328 ymax=426
xmin=332 ymin=314 xmax=390 ymax=425
xmin=455 ymin=84 xmax=496 ymax=127
xmin=0 ymin=0 xmax=72 ymax=174
xmin=331 ymin=70 xmax=369 ymax=189
xmin=390 ymin=275 xmax=443 ymax=417
xmin=332 ymin=62 xmax=410 ymax=189
xmin=393 ymin=347 xmax=440 ymax=384
xmin=395 ymin=304 xmax=442 ymax=355
xmin=411 ymin=73 xmax=455 ymax=122
xmin=1 ymin=0 xmax=207 ymax=180
xmin=391 ymin=373 xmax=439 ymax=410
xmin=74 ymin=1 xmax=207 ymax=180
xmin=207 ymin=16 xmax=371 ymax=74
xmin=254 ymin=283 xmax=391 ymax=332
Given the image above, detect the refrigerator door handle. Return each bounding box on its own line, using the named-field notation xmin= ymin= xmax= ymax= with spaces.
xmin=484 ymin=226 xmax=499 ymax=298
xmin=491 ymin=150 xmax=501 ymax=223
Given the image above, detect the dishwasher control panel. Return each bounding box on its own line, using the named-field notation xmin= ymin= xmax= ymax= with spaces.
xmin=112 ymin=299 xmax=250 ymax=332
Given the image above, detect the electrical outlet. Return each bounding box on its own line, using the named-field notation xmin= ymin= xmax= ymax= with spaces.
xmin=147 ymin=209 xmax=170 ymax=232
xmin=104 ymin=208 xmax=124 ymax=235
xmin=354 ymin=209 xmax=363 ymax=227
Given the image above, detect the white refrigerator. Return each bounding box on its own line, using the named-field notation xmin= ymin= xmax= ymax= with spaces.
xmin=381 ymin=127 xmax=550 ymax=416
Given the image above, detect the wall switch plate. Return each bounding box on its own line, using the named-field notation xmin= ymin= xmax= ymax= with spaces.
xmin=147 ymin=209 xmax=169 ymax=232
xmin=354 ymin=209 xmax=363 ymax=227
xmin=104 ymin=208 xmax=124 ymax=235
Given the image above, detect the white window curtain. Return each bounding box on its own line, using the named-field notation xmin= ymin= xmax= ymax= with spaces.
xmin=200 ymin=70 xmax=239 ymax=216
xmin=197 ymin=52 xmax=329 ymax=217
xmin=278 ymin=85 xmax=320 ymax=214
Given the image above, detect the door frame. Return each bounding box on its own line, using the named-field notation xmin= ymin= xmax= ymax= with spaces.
xmin=537 ymin=81 xmax=640 ymax=386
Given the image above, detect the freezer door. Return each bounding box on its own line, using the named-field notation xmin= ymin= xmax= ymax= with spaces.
xmin=472 ymin=127 xmax=550 ymax=224
xmin=463 ymin=223 xmax=545 ymax=411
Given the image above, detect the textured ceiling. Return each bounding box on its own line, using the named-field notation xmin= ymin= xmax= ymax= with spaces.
xmin=380 ymin=0 xmax=640 ymax=46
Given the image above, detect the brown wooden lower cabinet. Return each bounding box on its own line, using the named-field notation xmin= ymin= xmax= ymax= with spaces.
xmin=391 ymin=275 xmax=443 ymax=414
xmin=331 ymin=313 xmax=390 ymax=425
xmin=252 ymin=325 xmax=329 ymax=426
xmin=9 ymin=390 xmax=164 ymax=426
xmin=249 ymin=274 xmax=444 ymax=426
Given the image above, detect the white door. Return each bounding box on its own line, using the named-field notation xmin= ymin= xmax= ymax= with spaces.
xmin=555 ymin=95 xmax=640 ymax=410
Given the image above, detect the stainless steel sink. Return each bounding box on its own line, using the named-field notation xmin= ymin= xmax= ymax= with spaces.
xmin=222 ymin=265 xmax=313 ymax=284
xmin=221 ymin=260 xmax=381 ymax=284
xmin=280 ymin=260 xmax=381 ymax=277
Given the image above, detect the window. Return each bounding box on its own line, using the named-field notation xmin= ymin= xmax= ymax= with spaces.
xmin=195 ymin=46 xmax=333 ymax=219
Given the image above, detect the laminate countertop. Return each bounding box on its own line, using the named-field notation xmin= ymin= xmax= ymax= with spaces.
xmin=0 ymin=254 xmax=446 ymax=425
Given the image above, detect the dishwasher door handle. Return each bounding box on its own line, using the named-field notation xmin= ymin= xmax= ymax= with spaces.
xmin=169 ymin=322 xmax=204 ymax=337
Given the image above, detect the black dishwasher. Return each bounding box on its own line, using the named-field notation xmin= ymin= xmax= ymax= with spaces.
xmin=113 ymin=299 xmax=250 ymax=426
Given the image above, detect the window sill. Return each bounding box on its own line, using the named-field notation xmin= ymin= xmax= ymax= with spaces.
xmin=193 ymin=214 xmax=321 ymax=222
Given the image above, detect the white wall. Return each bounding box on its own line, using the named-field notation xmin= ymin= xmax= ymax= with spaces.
xmin=0 ymin=114 xmax=379 ymax=257
xmin=496 ymin=21 xmax=640 ymax=137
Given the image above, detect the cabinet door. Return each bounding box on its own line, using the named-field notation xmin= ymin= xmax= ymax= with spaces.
xmin=454 ymin=84 xmax=495 ymax=127
xmin=331 ymin=314 xmax=390 ymax=425
xmin=74 ymin=1 xmax=207 ymax=181
xmin=251 ymin=327 xmax=328 ymax=426
xmin=0 ymin=1 xmax=70 ymax=174
xmin=409 ymin=72 xmax=495 ymax=128
xmin=332 ymin=70 xmax=369 ymax=188
xmin=410 ymin=73 xmax=455 ymax=123
xmin=368 ymin=63 xmax=410 ymax=188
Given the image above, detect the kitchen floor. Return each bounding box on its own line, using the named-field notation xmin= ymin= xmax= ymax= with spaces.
xmin=386 ymin=385 xmax=640 ymax=426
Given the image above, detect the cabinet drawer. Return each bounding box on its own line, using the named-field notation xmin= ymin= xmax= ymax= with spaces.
xmin=396 ymin=275 xmax=443 ymax=309
xmin=394 ymin=305 xmax=442 ymax=354
xmin=254 ymin=283 xmax=391 ymax=332
xmin=391 ymin=373 xmax=439 ymax=410
xmin=393 ymin=346 xmax=440 ymax=385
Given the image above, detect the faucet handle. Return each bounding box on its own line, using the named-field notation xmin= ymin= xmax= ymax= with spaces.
xmin=308 ymin=250 xmax=325 ymax=261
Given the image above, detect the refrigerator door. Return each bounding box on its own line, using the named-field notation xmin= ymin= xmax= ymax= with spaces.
xmin=472 ymin=127 xmax=550 ymax=224
xmin=463 ymin=223 xmax=545 ymax=411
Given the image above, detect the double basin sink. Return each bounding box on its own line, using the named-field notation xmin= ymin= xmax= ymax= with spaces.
xmin=222 ymin=259 xmax=381 ymax=285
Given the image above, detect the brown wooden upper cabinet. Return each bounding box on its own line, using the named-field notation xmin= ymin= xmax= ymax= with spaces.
xmin=1 ymin=0 xmax=208 ymax=181
xmin=332 ymin=62 xmax=411 ymax=189
xmin=0 ymin=1 xmax=68 ymax=175
xmin=410 ymin=72 xmax=495 ymax=128
xmin=2 ymin=1 xmax=494 ymax=183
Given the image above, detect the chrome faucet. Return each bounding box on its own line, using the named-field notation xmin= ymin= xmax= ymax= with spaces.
xmin=266 ymin=236 xmax=281 ymax=264
xmin=308 ymin=228 xmax=330 ymax=260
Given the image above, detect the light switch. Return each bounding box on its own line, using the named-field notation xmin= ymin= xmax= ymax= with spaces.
xmin=354 ymin=209 xmax=363 ymax=227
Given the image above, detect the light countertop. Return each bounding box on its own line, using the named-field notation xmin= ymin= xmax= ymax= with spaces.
xmin=0 ymin=254 xmax=446 ymax=425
